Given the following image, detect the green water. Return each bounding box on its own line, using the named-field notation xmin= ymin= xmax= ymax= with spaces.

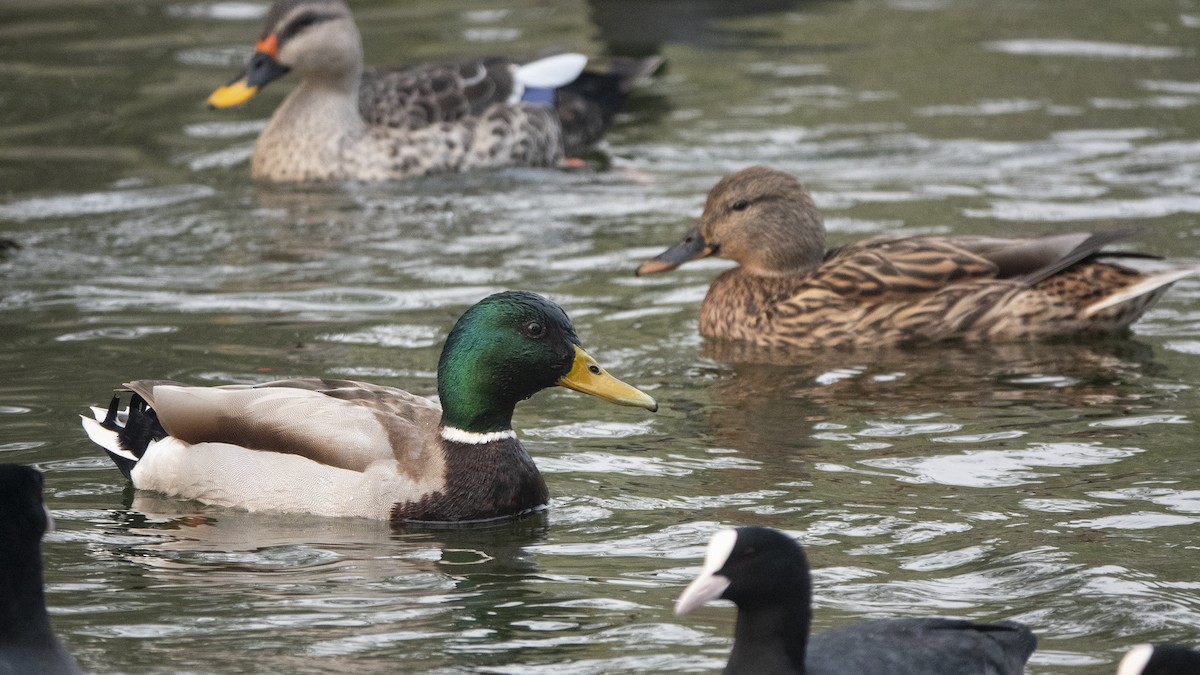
xmin=2 ymin=0 xmax=1199 ymax=672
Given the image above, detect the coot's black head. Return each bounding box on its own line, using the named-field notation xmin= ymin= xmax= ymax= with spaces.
xmin=675 ymin=526 xmax=812 ymax=615
xmin=0 ymin=464 xmax=49 ymax=546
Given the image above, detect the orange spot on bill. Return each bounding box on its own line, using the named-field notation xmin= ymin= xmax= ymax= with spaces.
xmin=255 ymin=34 xmax=279 ymax=58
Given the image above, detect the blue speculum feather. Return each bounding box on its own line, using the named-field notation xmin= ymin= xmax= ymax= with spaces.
xmin=521 ymin=87 xmax=555 ymax=106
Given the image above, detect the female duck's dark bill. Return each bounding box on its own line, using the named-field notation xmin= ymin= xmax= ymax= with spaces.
xmin=635 ymin=226 xmax=715 ymax=276
xmin=558 ymin=345 xmax=657 ymax=412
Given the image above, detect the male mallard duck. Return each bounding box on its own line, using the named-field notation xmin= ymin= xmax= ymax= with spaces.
xmin=637 ymin=166 xmax=1194 ymax=348
xmin=207 ymin=0 xmax=661 ymax=182
xmin=675 ymin=527 xmax=1036 ymax=675
xmin=0 ymin=465 xmax=83 ymax=675
xmin=1119 ymin=644 xmax=1200 ymax=675
xmin=81 ymin=292 xmax=657 ymax=526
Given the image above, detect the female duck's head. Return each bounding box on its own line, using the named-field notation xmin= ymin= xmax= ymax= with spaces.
xmin=636 ymin=166 xmax=827 ymax=278
xmin=436 ymin=291 xmax=656 ymax=435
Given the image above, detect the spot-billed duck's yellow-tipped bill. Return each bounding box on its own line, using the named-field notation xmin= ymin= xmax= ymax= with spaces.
xmin=557 ymin=345 xmax=657 ymax=412
xmin=207 ymin=79 xmax=259 ymax=109
xmin=207 ymin=47 xmax=290 ymax=109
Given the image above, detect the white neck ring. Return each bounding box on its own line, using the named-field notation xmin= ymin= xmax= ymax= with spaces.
xmin=440 ymin=426 xmax=516 ymax=445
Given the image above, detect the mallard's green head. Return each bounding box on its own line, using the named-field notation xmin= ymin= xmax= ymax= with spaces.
xmin=436 ymin=291 xmax=657 ymax=435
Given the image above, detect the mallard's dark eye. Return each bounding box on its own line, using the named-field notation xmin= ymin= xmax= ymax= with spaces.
xmin=523 ymin=320 xmax=546 ymax=339
xmin=731 ymin=199 xmax=750 ymax=211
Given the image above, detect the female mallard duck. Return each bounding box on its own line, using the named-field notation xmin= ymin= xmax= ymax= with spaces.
xmin=81 ymin=292 xmax=657 ymax=526
xmin=207 ymin=0 xmax=660 ymax=182
xmin=637 ymin=166 xmax=1194 ymax=348
xmin=676 ymin=527 xmax=1036 ymax=675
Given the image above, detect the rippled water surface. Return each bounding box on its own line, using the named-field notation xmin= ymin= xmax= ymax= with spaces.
xmin=3 ymin=0 xmax=1200 ymax=672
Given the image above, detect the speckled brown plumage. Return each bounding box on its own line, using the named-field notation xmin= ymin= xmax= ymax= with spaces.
xmin=218 ymin=0 xmax=659 ymax=182
xmin=358 ymin=59 xmax=516 ymax=130
xmin=358 ymin=57 xmax=658 ymax=157
xmin=638 ymin=167 xmax=1194 ymax=349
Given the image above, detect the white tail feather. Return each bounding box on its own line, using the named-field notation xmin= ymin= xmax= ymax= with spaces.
xmin=1084 ymin=268 xmax=1195 ymax=317
xmin=80 ymin=415 xmax=136 ymax=461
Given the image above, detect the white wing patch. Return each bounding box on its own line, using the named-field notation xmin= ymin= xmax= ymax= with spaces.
xmin=516 ymin=53 xmax=587 ymax=88
xmin=507 ymin=53 xmax=588 ymax=104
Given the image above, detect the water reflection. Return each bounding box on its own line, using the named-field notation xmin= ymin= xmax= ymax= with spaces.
xmin=703 ymin=338 xmax=1165 ymax=403
xmin=67 ymin=495 xmax=561 ymax=669
xmin=696 ymin=338 xmax=1168 ymax=459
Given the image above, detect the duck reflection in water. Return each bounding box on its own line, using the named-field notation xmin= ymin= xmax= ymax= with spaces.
xmin=696 ymin=338 xmax=1163 ymax=453
xmin=102 ymin=496 xmax=553 ymax=651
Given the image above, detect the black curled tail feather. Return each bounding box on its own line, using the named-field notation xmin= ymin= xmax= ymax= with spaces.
xmin=118 ymin=393 xmax=167 ymax=457
xmin=100 ymin=392 xmax=167 ymax=481
xmin=99 ymin=394 xmax=122 ymax=431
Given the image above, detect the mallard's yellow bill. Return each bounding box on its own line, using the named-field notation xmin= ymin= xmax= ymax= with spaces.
xmin=207 ymin=79 xmax=259 ymax=109
xmin=557 ymin=345 xmax=658 ymax=412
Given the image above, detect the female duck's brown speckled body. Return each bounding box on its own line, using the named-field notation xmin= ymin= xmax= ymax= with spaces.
xmin=208 ymin=0 xmax=660 ymax=182
xmin=637 ymin=167 xmax=1194 ymax=348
